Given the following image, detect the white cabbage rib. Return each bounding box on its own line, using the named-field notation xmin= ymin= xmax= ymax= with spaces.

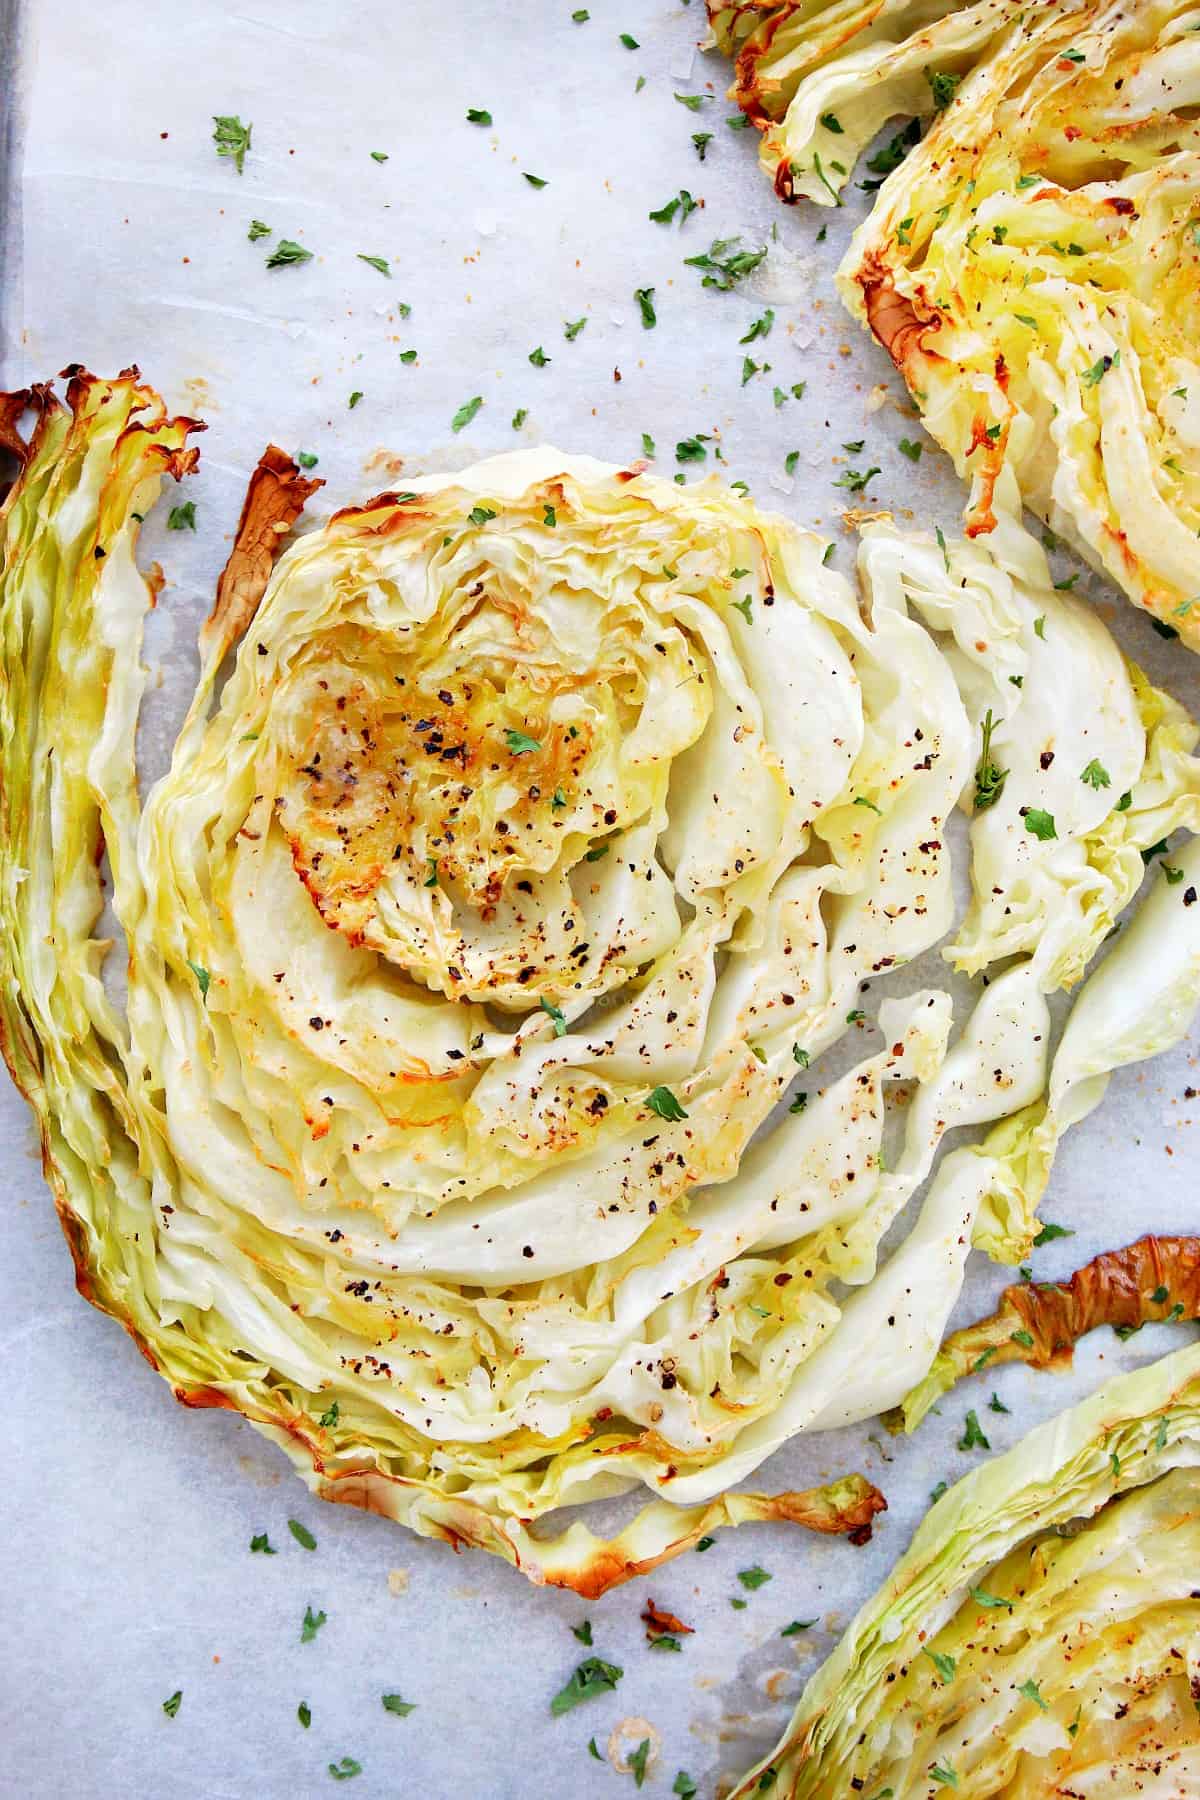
xmin=3 ymin=370 xmax=1200 ymax=1590
xmin=710 ymin=0 xmax=1200 ymax=641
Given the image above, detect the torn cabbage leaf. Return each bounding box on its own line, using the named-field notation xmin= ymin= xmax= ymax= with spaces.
xmin=728 ymin=1343 xmax=1200 ymax=1798
xmin=897 ymin=1233 xmax=1200 ymax=1434
xmin=2 ymin=369 xmax=1199 ymax=1591
xmin=709 ymin=0 xmax=1200 ymax=643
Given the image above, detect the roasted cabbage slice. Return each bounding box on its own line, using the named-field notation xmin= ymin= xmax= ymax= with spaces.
xmin=710 ymin=0 xmax=1200 ymax=644
xmin=729 ymin=1342 xmax=1200 ymax=1797
xmin=4 ymin=369 xmax=1200 ymax=1591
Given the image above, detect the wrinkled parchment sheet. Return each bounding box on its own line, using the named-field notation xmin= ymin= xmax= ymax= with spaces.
xmin=4 ymin=2 xmax=1199 ymax=1795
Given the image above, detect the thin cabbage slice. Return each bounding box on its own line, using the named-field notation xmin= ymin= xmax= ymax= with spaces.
xmin=3 ymin=369 xmax=1199 ymax=1589
xmin=728 ymin=1342 xmax=1200 ymax=1797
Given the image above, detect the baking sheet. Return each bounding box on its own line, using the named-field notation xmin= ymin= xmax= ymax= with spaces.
xmin=3 ymin=3 xmax=1199 ymax=1796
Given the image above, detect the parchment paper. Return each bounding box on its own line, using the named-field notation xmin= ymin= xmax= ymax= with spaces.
xmin=3 ymin=3 xmax=1199 ymax=1796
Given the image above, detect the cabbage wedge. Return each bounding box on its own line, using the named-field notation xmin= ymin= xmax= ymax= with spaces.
xmin=4 ymin=368 xmax=1200 ymax=1589
xmin=729 ymin=1342 xmax=1200 ymax=1796
xmin=710 ymin=0 xmax=1200 ymax=644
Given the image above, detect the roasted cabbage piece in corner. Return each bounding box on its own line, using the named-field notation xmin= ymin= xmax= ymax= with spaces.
xmin=4 ymin=368 xmax=1200 ymax=1592
xmin=710 ymin=0 xmax=1200 ymax=644
xmin=728 ymin=1342 xmax=1200 ymax=1798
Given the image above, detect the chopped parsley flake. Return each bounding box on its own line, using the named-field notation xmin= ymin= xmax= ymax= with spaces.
xmin=1081 ymin=351 xmax=1119 ymax=387
xmin=162 ymin=1690 xmax=182 ymax=1718
xmin=740 ymin=309 xmax=774 ymax=343
xmin=684 ymin=236 xmax=768 ymax=291
xmin=674 ymin=93 xmax=710 ymax=112
xmin=692 ymin=131 xmax=713 ymax=159
xmin=650 ymin=189 xmax=697 ymax=226
xmin=781 ymin=1618 xmax=818 ymax=1636
xmin=958 ymin=1409 xmax=990 ymax=1452
xmin=504 ymin=728 xmax=541 ymax=755
xmin=863 ymin=118 xmax=920 ymax=183
xmin=1033 ymin=1220 xmax=1074 ymax=1246
xmin=1023 ymin=807 xmax=1057 ymax=841
xmin=452 ymin=396 xmax=484 ymax=433
xmin=635 ymin=286 xmax=657 ymax=328
xmin=168 ymin=501 xmax=196 ymax=531
xmin=466 ymin=107 xmax=492 ymax=124
xmin=328 ymin=1759 xmax=362 ymax=1781
xmin=212 ymin=114 xmax=252 ymax=173
xmin=288 ymin=1519 xmax=317 ymax=1551
xmin=381 ymin=1694 xmax=417 ymax=1717
xmin=629 ymin=1740 xmax=651 ymax=1789
xmin=620 ymin=32 xmax=639 ymax=49
xmin=247 ymin=218 xmax=271 ymax=241
xmin=647 ymin=1085 xmax=688 ymax=1122
xmin=523 ymin=172 xmax=548 ymax=188
xmin=1080 ymin=758 xmax=1111 ymax=789
xmin=250 ymin=1532 xmax=276 ymax=1553
xmin=925 ymin=1648 xmax=956 ymax=1682
xmin=298 ymin=1701 xmax=311 ymax=1728
xmin=833 ymin=465 xmax=880 ymax=493
xmin=927 ymin=68 xmax=961 ymax=109
xmin=265 ymin=239 xmax=312 ymax=269
xmin=737 ymin=1564 xmax=771 ymax=1591
xmin=676 ymin=436 xmax=708 ymax=463
xmin=541 ymin=998 xmax=567 ymax=1037
xmin=529 ymin=345 xmax=550 ymax=367
xmin=347 ymin=390 xmax=363 ymax=410
xmin=973 ymin=710 xmax=1008 ymax=812
xmin=301 ymin=1606 xmax=327 ymax=1643
xmin=550 ymin=1657 xmax=623 ymax=1716
xmin=898 ymin=437 xmax=922 ymax=461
